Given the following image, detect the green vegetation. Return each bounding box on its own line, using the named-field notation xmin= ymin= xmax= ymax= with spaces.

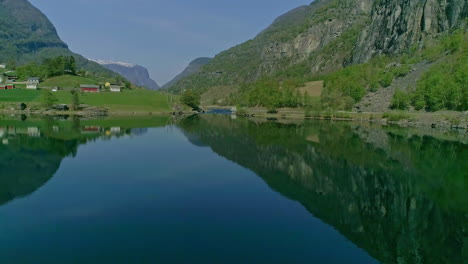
xmin=242 ymin=78 xmax=305 ymax=110
xmin=0 ymin=89 xmax=172 ymax=112
xmin=0 ymin=89 xmax=41 ymax=103
xmin=411 ymin=32 xmax=467 ymax=111
xmin=382 ymin=112 xmax=411 ymax=122
xmin=390 ymin=89 xmax=410 ymax=110
xmin=14 ymin=56 xmax=120 ymax=86
xmin=41 ymin=89 xmax=58 ymax=108
xmin=15 ymin=56 xmax=77 ymax=79
xmin=40 ymin=75 xmax=99 ymax=88
xmin=70 ymin=90 xmax=80 ymax=110
xmin=0 ymin=0 xmax=116 ymax=78
xmin=180 ymin=90 xmax=201 ymax=110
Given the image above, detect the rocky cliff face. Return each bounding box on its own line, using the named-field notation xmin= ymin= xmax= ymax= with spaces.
xmin=258 ymin=0 xmax=373 ymax=75
xmin=92 ymin=60 xmax=160 ymax=90
xmin=170 ymin=0 xmax=467 ymax=94
xmin=353 ymin=0 xmax=468 ymax=62
xmin=162 ymin=57 xmax=211 ymax=89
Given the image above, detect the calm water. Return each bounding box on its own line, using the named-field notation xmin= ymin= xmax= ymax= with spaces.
xmin=0 ymin=115 xmax=466 ymax=263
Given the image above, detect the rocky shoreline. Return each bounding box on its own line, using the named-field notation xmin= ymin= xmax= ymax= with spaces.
xmin=237 ymin=108 xmax=468 ymax=131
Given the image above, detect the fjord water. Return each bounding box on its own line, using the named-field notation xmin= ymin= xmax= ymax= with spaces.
xmin=0 ymin=115 xmax=466 ymax=263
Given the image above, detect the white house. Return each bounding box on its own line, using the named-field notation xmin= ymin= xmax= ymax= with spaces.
xmin=26 ymin=77 xmax=40 ymax=89
xmin=110 ymin=84 xmax=121 ymax=92
xmin=0 ymin=63 xmax=6 ymax=69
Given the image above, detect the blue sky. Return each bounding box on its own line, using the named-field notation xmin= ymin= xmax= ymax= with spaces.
xmin=29 ymin=0 xmax=312 ymax=85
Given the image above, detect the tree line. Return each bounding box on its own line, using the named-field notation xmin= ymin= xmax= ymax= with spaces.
xmin=14 ymin=56 xmax=78 ymax=80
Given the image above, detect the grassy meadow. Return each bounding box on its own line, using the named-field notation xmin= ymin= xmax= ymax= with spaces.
xmin=40 ymin=75 xmax=99 ymax=88
xmin=0 ymin=89 xmax=174 ymax=113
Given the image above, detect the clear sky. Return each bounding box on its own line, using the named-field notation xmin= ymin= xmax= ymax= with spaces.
xmin=29 ymin=0 xmax=312 ymax=85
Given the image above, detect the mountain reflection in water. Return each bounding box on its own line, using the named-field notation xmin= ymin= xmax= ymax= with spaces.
xmin=0 ymin=116 xmax=160 ymax=206
xmin=0 ymin=114 xmax=466 ymax=263
xmin=178 ymin=115 xmax=467 ymax=264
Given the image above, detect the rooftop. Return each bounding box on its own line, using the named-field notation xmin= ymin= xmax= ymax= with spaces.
xmin=80 ymin=85 xmax=100 ymax=88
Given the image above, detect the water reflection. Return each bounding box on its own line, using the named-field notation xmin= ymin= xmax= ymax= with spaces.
xmin=0 ymin=115 xmax=167 ymax=206
xmin=178 ymin=115 xmax=467 ymax=264
xmin=0 ymin=113 xmax=466 ymax=263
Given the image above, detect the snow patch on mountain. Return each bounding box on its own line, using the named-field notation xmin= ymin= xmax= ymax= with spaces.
xmin=89 ymin=59 xmax=137 ymax=68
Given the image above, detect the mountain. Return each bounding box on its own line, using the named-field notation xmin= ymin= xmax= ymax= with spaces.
xmin=91 ymin=60 xmax=160 ymax=90
xmin=0 ymin=0 xmax=117 ymax=76
xmin=178 ymin=115 xmax=467 ymax=264
xmin=162 ymin=57 xmax=212 ymax=89
xmin=169 ymin=0 xmax=467 ymax=111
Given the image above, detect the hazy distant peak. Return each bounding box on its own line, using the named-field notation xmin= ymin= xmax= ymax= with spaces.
xmin=89 ymin=58 xmax=160 ymax=90
xmin=89 ymin=59 xmax=137 ymax=68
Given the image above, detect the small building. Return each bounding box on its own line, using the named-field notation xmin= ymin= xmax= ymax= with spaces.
xmin=27 ymin=77 xmax=40 ymax=89
xmin=110 ymin=84 xmax=121 ymax=92
xmin=80 ymin=84 xmax=100 ymax=93
xmin=82 ymin=126 xmax=102 ymax=134
xmin=0 ymin=85 xmax=6 ymax=90
xmin=4 ymin=71 xmax=18 ymax=81
xmin=0 ymin=63 xmax=6 ymax=69
xmin=6 ymin=84 xmax=14 ymax=89
xmin=54 ymin=104 xmax=69 ymax=111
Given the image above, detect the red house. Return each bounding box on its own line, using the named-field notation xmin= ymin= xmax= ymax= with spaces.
xmin=0 ymin=85 xmax=5 ymax=90
xmin=80 ymin=84 xmax=100 ymax=93
xmin=6 ymin=84 xmax=14 ymax=89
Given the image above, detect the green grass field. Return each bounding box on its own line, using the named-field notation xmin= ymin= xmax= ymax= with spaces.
xmin=0 ymin=89 xmax=174 ymax=112
xmin=0 ymin=89 xmax=42 ymax=102
xmin=40 ymin=75 xmax=99 ymax=88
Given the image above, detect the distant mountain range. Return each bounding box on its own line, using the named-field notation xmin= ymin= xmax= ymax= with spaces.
xmin=91 ymin=60 xmax=160 ymax=90
xmin=162 ymin=57 xmax=212 ymax=90
xmin=0 ymin=0 xmax=116 ymax=77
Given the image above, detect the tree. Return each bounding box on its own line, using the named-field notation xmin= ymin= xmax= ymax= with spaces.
xmin=41 ymin=89 xmax=58 ymax=109
xmin=180 ymin=90 xmax=201 ymax=110
xmin=69 ymin=56 xmax=77 ymax=75
xmin=70 ymin=89 xmax=80 ymax=110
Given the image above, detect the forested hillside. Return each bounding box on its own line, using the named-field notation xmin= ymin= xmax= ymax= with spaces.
xmin=170 ymin=0 xmax=467 ymax=112
xmin=0 ymin=0 xmax=117 ymax=78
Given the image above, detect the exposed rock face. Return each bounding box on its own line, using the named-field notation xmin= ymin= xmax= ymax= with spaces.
xmin=259 ymin=0 xmax=374 ymax=75
xmin=162 ymin=57 xmax=211 ymax=89
xmin=92 ymin=60 xmax=160 ymax=90
xmin=353 ymin=0 xmax=468 ymax=62
xmin=171 ymin=0 xmax=467 ymax=95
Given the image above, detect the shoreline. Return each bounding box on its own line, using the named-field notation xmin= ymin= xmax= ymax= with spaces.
xmin=1 ymin=106 xmax=467 ymax=131
xmin=235 ymin=107 xmax=468 ymax=131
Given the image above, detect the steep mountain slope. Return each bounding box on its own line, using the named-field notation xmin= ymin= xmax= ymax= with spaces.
xmin=170 ymin=0 xmax=467 ymax=109
xmin=162 ymin=57 xmax=211 ymax=89
xmin=0 ymin=0 xmax=116 ymax=76
xmin=92 ymin=60 xmax=160 ymax=90
xmin=169 ymin=0 xmax=374 ymax=93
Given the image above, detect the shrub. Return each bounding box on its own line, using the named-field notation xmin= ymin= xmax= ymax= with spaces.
xmin=390 ymin=89 xmax=410 ymax=110
xmin=41 ymin=89 xmax=58 ymax=109
xmin=379 ymin=73 xmax=394 ymax=87
xmin=383 ymin=112 xmax=410 ymax=122
xmin=180 ymin=90 xmax=201 ymax=110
